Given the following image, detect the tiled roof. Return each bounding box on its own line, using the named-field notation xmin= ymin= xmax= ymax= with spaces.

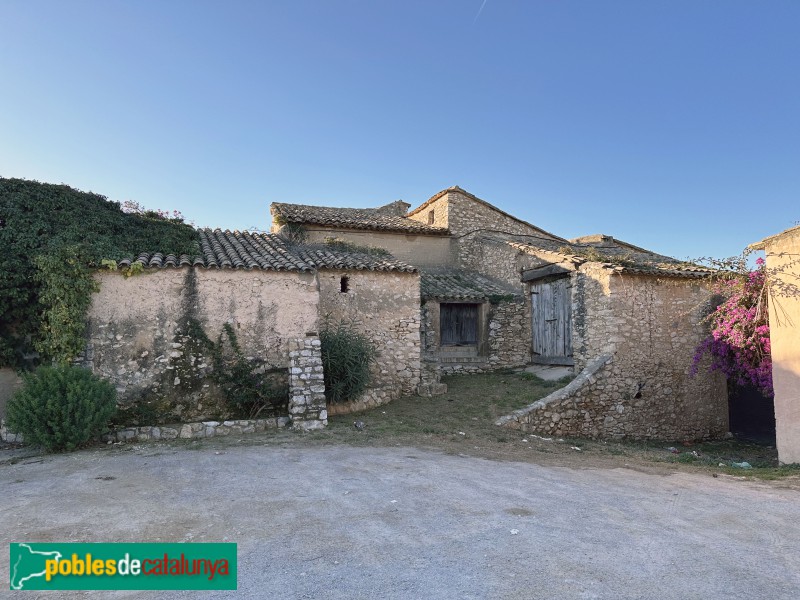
xmin=292 ymin=244 xmax=417 ymax=272
xmin=118 ymin=229 xmax=417 ymax=273
xmin=504 ymin=234 xmax=713 ymax=279
xmin=421 ymin=269 xmax=520 ymax=301
xmin=270 ymin=202 xmax=448 ymax=234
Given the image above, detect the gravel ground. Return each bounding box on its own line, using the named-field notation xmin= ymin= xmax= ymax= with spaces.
xmin=2 ymin=440 xmax=799 ymax=599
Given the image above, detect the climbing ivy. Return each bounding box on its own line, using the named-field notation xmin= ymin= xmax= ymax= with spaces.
xmin=32 ymin=246 xmax=98 ymax=363
xmin=0 ymin=177 xmax=199 ymax=367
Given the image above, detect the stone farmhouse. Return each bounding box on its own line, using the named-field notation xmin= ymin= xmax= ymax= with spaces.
xmin=270 ymin=186 xmax=728 ymax=440
xmin=2 ymin=186 xmax=728 ymax=441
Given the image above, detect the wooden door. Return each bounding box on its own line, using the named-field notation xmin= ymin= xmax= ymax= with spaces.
xmin=531 ymin=276 xmax=573 ymax=364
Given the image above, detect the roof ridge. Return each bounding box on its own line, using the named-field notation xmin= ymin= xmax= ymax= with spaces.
xmin=270 ymin=201 xmax=448 ymax=235
xmin=407 ymin=186 xmax=567 ymax=242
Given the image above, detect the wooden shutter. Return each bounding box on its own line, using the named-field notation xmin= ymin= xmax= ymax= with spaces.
xmin=440 ymin=303 xmax=479 ymax=346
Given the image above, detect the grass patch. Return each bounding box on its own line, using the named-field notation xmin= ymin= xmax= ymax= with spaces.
xmin=313 ymin=371 xmax=572 ymax=457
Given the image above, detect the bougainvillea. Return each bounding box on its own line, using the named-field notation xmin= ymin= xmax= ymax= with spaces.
xmin=691 ymin=257 xmax=772 ymax=396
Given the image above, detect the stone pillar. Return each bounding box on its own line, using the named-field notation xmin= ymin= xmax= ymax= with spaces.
xmin=417 ymin=358 xmax=447 ymax=397
xmin=288 ymin=335 xmax=328 ymax=430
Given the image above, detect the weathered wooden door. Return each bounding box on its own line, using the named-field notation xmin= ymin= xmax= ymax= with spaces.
xmin=440 ymin=303 xmax=479 ymax=346
xmin=531 ymin=277 xmax=573 ymax=364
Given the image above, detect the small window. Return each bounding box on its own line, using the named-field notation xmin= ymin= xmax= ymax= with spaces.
xmin=340 ymin=276 xmax=349 ymax=293
xmin=440 ymin=303 xmax=479 ymax=346
xmin=428 ymin=210 xmax=435 ymax=225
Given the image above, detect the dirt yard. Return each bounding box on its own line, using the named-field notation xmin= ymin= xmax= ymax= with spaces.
xmin=1 ymin=372 xmax=799 ymax=599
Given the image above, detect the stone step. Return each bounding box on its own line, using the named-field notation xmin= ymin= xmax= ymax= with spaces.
xmin=439 ymin=356 xmax=488 ymax=364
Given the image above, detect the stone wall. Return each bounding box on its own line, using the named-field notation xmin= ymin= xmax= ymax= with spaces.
xmin=759 ymin=227 xmax=800 ymax=464
xmin=303 ymin=228 xmax=454 ymax=267
xmin=86 ymin=267 xmax=319 ymax=421
xmin=439 ymin=189 xmax=564 ymax=239
xmin=420 ymin=298 xmax=529 ymax=375
xmin=457 ymin=234 xmax=552 ymax=288
xmin=4 ymin=334 xmax=327 ymax=443
xmin=102 ymin=417 xmax=291 ymax=443
xmin=487 ymin=298 xmax=530 ymax=369
xmin=407 ymin=195 xmax=450 ymax=229
xmin=317 ymin=269 xmax=422 ymax=411
xmin=497 ymin=267 xmax=729 ymax=440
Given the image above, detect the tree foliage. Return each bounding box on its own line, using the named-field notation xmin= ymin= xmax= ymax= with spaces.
xmin=0 ymin=178 xmax=199 ymax=366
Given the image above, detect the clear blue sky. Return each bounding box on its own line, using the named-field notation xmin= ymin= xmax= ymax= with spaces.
xmin=1 ymin=0 xmax=797 ymax=260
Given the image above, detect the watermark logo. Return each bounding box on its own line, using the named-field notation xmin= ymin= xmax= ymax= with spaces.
xmin=9 ymin=543 xmax=237 ymax=590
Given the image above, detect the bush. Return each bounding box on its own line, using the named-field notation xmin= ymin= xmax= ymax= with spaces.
xmin=320 ymin=321 xmax=376 ymax=404
xmin=6 ymin=365 xmax=116 ymax=452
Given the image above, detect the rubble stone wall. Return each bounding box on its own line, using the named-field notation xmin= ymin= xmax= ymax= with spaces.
xmin=445 ymin=190 xmax=564 ymax=239
xmin=406 ymin=195 xmax=450 ymax=229
xmin=498 ymin=267 xmax=728 ymax=440
xmin=420 ymin=298 xmax=529 ymax=375
xmin=317 ymin=269 xmax=422 ymax=412
xmin=457 ymin=234 xmax=552 ymax=288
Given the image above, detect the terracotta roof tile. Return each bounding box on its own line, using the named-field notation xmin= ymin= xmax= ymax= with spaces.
xmin=270 ymin=202 xmax=448 ymax=234
xmin=292 ymin=245 xmax=417 ymax=272
xmin=504 ymin=235 xmax=713 ymax=279
xmin=118 ymin=229 xmax=416 ymax=273
xmin=421 ymin=269 xmax=520 ymax=301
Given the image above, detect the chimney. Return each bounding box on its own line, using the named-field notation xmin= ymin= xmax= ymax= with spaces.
xmin=373 ymin=200 xmax=411 ymax=217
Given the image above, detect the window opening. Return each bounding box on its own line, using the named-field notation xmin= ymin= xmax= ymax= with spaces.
xmin=440 ymin=303 xmax=479 ymax=345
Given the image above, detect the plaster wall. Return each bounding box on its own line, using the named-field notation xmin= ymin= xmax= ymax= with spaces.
xmin=304 ymin=228 xmax=454 ymax=267
xmin=86 ymin=268 xmax=318 ymax=421
xmin=762 ymin=229 xmax=800 ymax=464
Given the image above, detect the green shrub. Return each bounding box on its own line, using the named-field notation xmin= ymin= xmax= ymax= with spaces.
xmin=6 ymin=364 xmax=116 ymax=452
xmin=320 ymin=321 xmax=376 ymax=404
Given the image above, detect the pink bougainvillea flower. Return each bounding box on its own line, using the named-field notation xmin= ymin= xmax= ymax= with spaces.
xmin=691 ymin=261 xmax=772 ymax=397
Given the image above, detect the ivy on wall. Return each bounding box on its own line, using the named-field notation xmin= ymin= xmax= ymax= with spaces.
xmin=0 ymin=177 xmax=199 ymax=367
